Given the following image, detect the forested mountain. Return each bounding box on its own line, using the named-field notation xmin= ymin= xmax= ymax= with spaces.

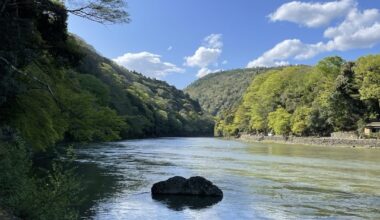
xmin=0 ymin=4 xmax=213 ymax=150
xmin=72 ymin=37 xmax=214 ymax=140
xmin=185 ymin=68 xmax=272 ymax=116
xmin=0 ymin=1 xmax=212 ymax=219
xmin=215 ymin=56 xmax=380 ymax=137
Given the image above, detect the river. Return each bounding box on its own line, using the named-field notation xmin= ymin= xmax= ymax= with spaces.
xmin=75 ymin=137 xmax=380 ymax=219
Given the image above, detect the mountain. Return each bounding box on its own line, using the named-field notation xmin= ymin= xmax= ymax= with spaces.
xmin=184 ymin=68 xmax=274 ymax=116
xmin=74 ymin=37 xmax=214 ymax=139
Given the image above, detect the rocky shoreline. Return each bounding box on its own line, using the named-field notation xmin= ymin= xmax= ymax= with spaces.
xmin=239 ymin=134 xmax=380 ymax=148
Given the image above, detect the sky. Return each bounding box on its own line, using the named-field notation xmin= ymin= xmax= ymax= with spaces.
xmin=68 ymin=0 xmax=380 ymax=89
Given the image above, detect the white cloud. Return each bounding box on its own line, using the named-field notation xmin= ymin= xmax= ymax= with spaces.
xmin=324 ymin=8 xmax=380 ymax=50
xmin=184 ymin=46 xmax=222 ymax=68
xmin=113 ymin=52 xmax=184 ymax=79
xmin=269 ymin=0 xmax=355 ymax=28
xmin=222 ymin=60 xmax=228 ymax=65
xmin=247 ymin=39 xmax=325 ymax=67
xmin=196 ymin=67 xmax=220 ymax=78
xmin=184 ymin=33 xmax=223 ymax=77
xmin=204 ymin=34 xmax=223 ymax=49
xmin=249 ymin=2 xmax=380 ymax=67
xmin=167 ymin=46 xmax=173 ymax=51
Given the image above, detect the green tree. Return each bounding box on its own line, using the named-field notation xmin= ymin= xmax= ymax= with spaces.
xmin=326 ymin=62 xmax=363 ymax=131
xmin=291 ymin=106 xmax=312 ymax=136
xmin=316 ymin=56 xmax=345 ymax=78
xmin=354 ymin=55 xmax=380 ymax=101
xmin=268 ymin=107 xmax=291 ymax=135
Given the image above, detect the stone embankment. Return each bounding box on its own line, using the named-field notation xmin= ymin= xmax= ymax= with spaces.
xmin=239 ymin=134 xmax=380 ymax=148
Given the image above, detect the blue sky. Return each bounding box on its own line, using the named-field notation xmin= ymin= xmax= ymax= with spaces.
xmin=68 ymin=0 xmax=380 ymax=89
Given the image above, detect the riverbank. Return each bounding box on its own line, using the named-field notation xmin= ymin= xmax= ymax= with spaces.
xmin=239 ymin=134 xmax=380 ymax=148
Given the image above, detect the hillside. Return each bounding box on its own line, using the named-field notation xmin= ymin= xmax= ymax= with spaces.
xmin=1 ymin=13 xmax=213 ymax=151
xmin=0 ymin=2 xmax=212 ymax=219
xmin=74 ymin=37 xmax=214 ymax=139
xmin=184 ymin=68 xmax=273 ymax=116
xmin=215 ymin=57 xmax=380 ymax=137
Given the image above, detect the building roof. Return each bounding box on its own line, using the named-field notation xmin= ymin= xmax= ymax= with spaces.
xmin=365 ymin=122 xmax=380 ymax=127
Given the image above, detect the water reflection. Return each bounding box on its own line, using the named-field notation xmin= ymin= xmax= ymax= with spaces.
xmin=152 ymin=194 xmax=223 ymax=211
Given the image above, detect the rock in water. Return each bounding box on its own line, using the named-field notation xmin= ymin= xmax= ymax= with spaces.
xmin=151 ymin=176 xmax=223 ymax=197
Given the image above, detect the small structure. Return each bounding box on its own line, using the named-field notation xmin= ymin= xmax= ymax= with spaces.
xmin=364 ymin=122 xmax=380 ymax=137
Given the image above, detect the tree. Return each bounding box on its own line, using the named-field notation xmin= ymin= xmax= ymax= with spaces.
xmin=63 ymin=0 xmax=130 ymax=24
xmin=291 ymin=106 xmax=312 ymax=136
xmin=316 ymin=56 xmax=345 ymax=78
xmin=326 ymin=62 xmax=363 ymax=131
xmin=0 ymin=0 xmax=130 ymax=24
xmin=354 ymin=55 xmax=380 ymax=101
xmin=268 ymin=107 xmax=291 ymax=135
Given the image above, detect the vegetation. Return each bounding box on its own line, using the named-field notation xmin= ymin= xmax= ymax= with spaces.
xmin=215 ymin=57 xmax=380 ymax=137
xmin=0 ymin=129 xmax=81 ymax=220
xmin=185 ymin=68 xmax=272 ymax=116
xmin=0 ymin=1 xmax=212 ymax=219
xmin=1 ymin=1 xmax=379 ymax=219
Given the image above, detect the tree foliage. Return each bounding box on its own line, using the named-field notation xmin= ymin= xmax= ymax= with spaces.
xmin=215 ymin=56 xmax=380 ymax=137
xmin=353 ymin=55 xmax=380 ymax=101
xmin=268 ymin=107 xmax=292 ymax=135
xmin=0 ymin=2 xmax=212 ymax=219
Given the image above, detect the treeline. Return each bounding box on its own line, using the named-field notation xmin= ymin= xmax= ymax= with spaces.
xmin=0 ymin=1 xmax=212 ymax=219
xmin=215 ymin=56 xmax=380 ymax=137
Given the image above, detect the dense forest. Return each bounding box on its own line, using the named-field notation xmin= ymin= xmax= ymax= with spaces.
xmin=185 ymin=68 xmax=271 ymax=116
xmin=0 ymin=1 xmax=212 ymax=219
xmin=215 ymin=56 xmax=380 ymax=137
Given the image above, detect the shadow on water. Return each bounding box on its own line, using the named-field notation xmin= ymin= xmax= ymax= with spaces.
xmin=75 ymin=161 xmax=122 ymax=219
xmin=152 ymin=194 xmax=223 ymax=211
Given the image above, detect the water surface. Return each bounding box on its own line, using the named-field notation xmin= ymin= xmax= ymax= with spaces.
xmin=76 ymin=138 xmax=380 ymax=219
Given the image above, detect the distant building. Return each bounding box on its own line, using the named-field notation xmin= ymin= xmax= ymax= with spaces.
xmin=364 ymin=122 xmax=380 ymax=137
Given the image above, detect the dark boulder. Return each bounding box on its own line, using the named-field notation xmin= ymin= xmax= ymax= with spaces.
xmin=151 ymin=176 xmax=223 ymax=197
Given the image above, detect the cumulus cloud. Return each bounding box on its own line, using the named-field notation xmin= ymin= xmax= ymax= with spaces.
xmin=248 ymin=1 xmax=380 ymax=67
xmin=247 ymin=39 xmax=325 ymax=67
xmin=203 ymin=34 xmax=223 ymax=49
xmin=184 ymin=47 xmax=222 ymax=68
xmin=113 ymin=52 xmax=184 ymax=79
xmin=324 ymin=8 xmax=380 ymax=50
xmin=269 ymin=0 xmax=355 ymax=27
xmin=185 ymin=34 xmax=223 ymax=77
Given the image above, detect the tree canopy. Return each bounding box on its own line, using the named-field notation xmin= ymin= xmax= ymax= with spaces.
xmin=214 ymin=57 xmax=380 ymax=137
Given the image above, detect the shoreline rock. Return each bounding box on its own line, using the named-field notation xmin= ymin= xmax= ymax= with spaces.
xmin=151 ymin=176 xmax=223 ymax=197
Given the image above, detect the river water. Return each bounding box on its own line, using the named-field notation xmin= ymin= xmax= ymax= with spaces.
xmin=75 ymin=137 xmax=380 ymax=220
